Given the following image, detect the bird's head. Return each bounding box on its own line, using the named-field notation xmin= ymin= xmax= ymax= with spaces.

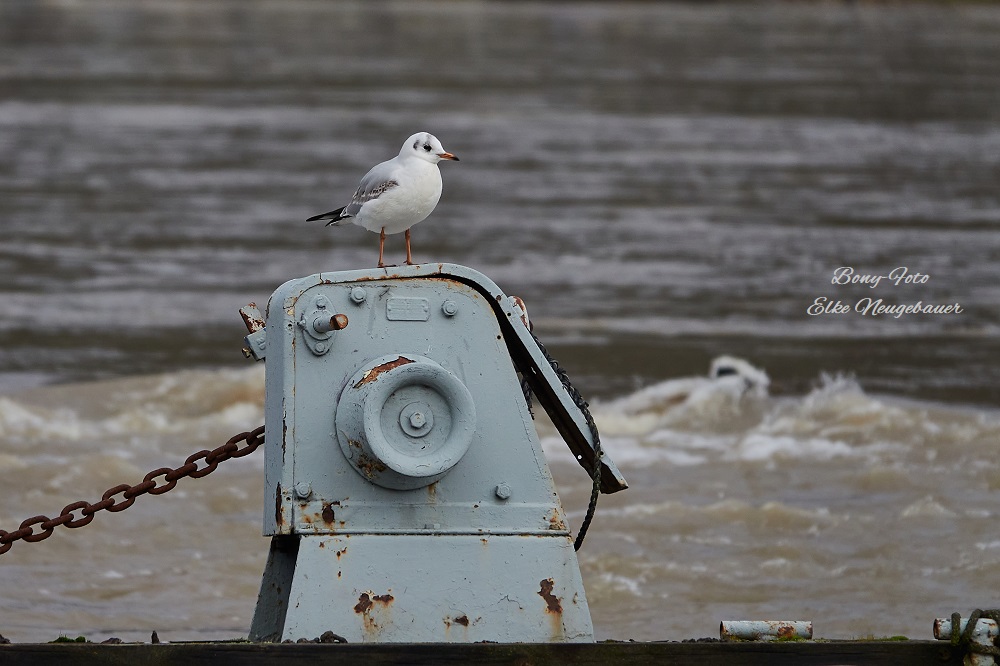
xmin=401 ymin=132 xmax=459 ymax=164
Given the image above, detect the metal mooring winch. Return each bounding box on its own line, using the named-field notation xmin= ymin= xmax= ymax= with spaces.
xmin=243 ymin=263 xmax=627 ymax=643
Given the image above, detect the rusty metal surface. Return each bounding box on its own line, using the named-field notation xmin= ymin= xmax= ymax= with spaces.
xmin=352 ymin=355 xmax=414 ymax=388
xmin=934 ymin=613 xmax=1000 ymax=666
xmin=262 ymin=269 xmax=580 ymax=538
xmin=0 ymin=426 xmax=264 ymax=556
xmin=255 ymin=264 xmax=606 ymax=642
xmin=262 ymin=263 xmax=626 ymax=498
xmin=240 ymin=303 xmax=266 ymax=333
xmin=262 ymin=535 xmax=593 ymax=644
xmin=720 ymin=620 xmax=813 ymax=642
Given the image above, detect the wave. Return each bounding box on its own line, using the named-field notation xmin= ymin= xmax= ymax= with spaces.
xmin=538 ymin=356 xmax=1000 ymax=469
xmin=2 ymin=356 xmax=998 ymax=478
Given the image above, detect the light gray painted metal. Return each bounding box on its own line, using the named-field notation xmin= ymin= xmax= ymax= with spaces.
xmin=934 ymin=616 xmax=998 ymax=666
xmin=720 ymin=620 xmax=814 ymax=642
xmin=250 ymin=263 xmax=624 ymax=643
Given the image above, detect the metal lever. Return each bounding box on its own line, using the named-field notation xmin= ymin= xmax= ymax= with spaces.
xmin=311 ymin=313 xmax=349 ymax=334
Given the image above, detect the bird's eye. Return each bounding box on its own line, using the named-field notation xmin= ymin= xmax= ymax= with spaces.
xmin=423 ymin=144 xmax=432 ymax=151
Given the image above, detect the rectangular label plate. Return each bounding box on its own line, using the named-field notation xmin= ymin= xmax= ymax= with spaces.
xmin=386 ymin=297 xmax=430 ymax=321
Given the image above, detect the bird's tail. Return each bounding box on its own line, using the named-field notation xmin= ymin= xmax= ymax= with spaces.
xmin=307 ymin=207 xmax=351 ymax=226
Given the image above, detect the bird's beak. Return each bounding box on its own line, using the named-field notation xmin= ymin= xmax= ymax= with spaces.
xmin=437 ymin=152 xmax=459 ymax=161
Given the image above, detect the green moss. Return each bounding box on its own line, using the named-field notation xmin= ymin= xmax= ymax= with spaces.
xmin=854 ymin=634 xmax=910 ymax=642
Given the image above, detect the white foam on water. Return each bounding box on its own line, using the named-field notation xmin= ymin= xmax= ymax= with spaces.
xmin=540 ymin=357 xmax=1000 ymax=471
xmin=900 ymin=495 xmax=957 ymax=519
xmin=0 ymin=366 xmax=264 ymax=453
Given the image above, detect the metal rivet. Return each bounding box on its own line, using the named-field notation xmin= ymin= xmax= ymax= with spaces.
xmin=350 ymin=287 xmax=367 ymax=304
xmin=442 ymin=300 xmax=458 ymax=316
xmin=315 ymin=295 xmax=330 ymax=309
xmin=495 ymin=482 xmax=511 ymax=500
xmin=315 ymin=341 xmax=327 ymax=353
xmin=294 ymin=482 xmax=312 ymax=499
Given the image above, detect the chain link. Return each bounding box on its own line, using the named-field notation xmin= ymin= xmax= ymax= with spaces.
xmin=0 ymin=425 xmax=264 ymax=556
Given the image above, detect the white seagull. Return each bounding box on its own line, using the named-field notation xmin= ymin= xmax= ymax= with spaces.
xmin=308 ymin=132 xmax=459 ymax=267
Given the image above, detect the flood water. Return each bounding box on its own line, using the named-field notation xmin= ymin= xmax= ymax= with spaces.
xmin=1 ymin=0 xmax=999 ymax=644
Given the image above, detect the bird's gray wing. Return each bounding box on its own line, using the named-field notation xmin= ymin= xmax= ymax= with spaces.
xmin=343 ymin=164 xmax=400 ymax=217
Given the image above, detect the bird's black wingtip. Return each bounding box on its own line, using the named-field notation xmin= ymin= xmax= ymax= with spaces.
xmin=307 ymin=206 xmax=347 ymax=223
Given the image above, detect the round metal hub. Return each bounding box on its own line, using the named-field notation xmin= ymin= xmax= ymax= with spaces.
xmin=336 ymin=354 xmax=476 ymax=490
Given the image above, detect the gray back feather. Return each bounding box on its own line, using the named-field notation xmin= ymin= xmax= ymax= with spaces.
xmin=344 ymin=173 xmax=399 ymax=217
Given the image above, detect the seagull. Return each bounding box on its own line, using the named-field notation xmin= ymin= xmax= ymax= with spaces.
xmin=307 ymin=132 xmax=459 ymax=267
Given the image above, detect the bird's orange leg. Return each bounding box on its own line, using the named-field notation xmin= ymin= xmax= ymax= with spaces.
xmin=405 ymin=229 xmax=414 ymax=265
xmin=378 ymin=228 xmax=386 ymax=268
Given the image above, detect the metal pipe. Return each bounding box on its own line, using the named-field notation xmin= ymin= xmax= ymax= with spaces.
xmin=933 ymin=617 xmax=998 ymax=666
xmin=312 ymin=313 xmax=349 ymax=334
xmin=720 ymin=620 xmax=813 ymax=642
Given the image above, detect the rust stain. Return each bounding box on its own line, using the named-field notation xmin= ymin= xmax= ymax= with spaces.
xmin=548 ymin=509 xmax=567 ymax=531
xmin=353 ymin=356 xmax=414 ymax=387
xmin=354 ymin=591 xmax=394 ymax=614
xmin=354 ymin=269 xmax=410 ymax=282
xmin=281 ymin=419 xmax=287 ymax=466
xmin=427 ymin=481 xmax=437 ymax=502
xmin=510 ymin=295 xmax=531 ymax=330
xmin=357 ymin=452 xmax=388 ymax=479
xmin=239 ymin=302 xmax=265 ymax=333
xmin=322 ymin=502 xmax=336 ymax=525
xmin=336 ymin=547 xmax=347 ymax=560
xmin=776 ymin=625 xmax=795 ymax=639
xmin=354 ymin=593 xmax=373 ymax=614
xmin=443 ymin=614 xmax=473 ymax=633
xmin=275 ymin=485 xmax=284 ymax=528
xmin=354 ymin=590 xmax=394 ymax=636
xmin=538 ymin=578 xmax=562 ymax=614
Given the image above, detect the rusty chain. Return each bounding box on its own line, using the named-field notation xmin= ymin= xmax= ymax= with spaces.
xmin=0 ymin=425 xmax=264 ymax=556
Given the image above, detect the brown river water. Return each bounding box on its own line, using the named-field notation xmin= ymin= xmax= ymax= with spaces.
xmin=1 ymin=0 xmax=999 ymax=644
